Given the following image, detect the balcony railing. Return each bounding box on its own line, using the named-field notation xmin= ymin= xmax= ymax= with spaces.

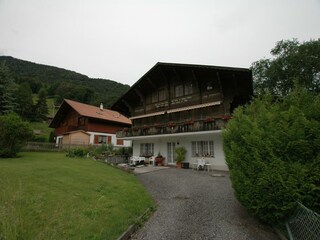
xmin=116 ymin=117 xmax=230 ymax=138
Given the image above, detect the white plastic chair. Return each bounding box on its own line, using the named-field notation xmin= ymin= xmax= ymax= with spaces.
xmin=149 ymin=156 xmax=155 ymax=166
xmin=197 ymin=158 xmax=206 ymax=170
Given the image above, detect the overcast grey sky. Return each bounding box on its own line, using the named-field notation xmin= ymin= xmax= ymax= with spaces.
xmin=0 ymin=0 xmax=319 ymax=86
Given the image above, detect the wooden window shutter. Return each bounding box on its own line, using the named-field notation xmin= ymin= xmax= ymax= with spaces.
xmin=107 ymin=136 xmax=112 ymax=144
xmin=117 ymin=139 xmax=124 ymax=145
xmin=94 ymin=135 xmax=99 ymax=144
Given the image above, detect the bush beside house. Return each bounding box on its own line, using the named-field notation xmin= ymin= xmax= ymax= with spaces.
xmin=0 ymin=113 xmax=33 ymax=157
xmin=223 ymin=88 xmax=320 ymax=225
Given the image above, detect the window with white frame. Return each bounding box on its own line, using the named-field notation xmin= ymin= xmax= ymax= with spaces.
xmin=140 ymin=143 xmax=154 ymax=156
xmin=192 ymin=141 xmax=214 ymax=157
xmin=98 ymin=136 xmax=107 ymax=144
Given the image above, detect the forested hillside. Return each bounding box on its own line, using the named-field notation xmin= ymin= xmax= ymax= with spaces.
xmin=0 ymin=56 xmax=130 ymax=108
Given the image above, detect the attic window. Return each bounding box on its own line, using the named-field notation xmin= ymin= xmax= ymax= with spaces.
xmin=78 ymin=117 xmax=85 ymax=126
xmin=184 ymin=82 xmax=193 ymax=95
xmin=175 ymin=84 xmax=183 ymax=98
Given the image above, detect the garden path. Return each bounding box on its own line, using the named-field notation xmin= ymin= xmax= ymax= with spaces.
xmin=131 ymin=168 xmax=279 ymax=240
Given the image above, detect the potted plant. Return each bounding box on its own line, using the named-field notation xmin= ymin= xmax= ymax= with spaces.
xmin=174 ymin=147 xmax=187 ymax=168
xmin=155 ymin=152 xmax=164 ymax=166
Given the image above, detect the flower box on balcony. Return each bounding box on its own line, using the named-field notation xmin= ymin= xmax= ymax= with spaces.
xmin=168 ymin=122 xmax=176 ymax=127
xmin=204 ymin=117 xmax=215 ymax=123
xmin=221 ymin=115 xmax=232 ymax=120
xmin=185 ymin=120 xmax=194 ymax=125
xmin=154 ymin=123 xmax=162 ymax=128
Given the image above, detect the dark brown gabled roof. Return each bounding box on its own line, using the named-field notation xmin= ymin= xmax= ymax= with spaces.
xmin=49 ymin=99 xmax=131 ymax=128
xmin=111 ymin=62 xmax=252 ymax=116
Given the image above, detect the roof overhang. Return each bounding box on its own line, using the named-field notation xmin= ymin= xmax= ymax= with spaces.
xmin=111 ymin=62 xmax=252 ymax=117
xmin=118 ymin=130 xmax=222 ymax=140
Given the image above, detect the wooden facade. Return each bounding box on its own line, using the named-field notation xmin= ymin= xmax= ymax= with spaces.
xmin=50 ymin=99 xmax=132 ymax=146
xmin=112 ymin=62 xmax=252 ymax=137
xmin=51 ymin=105 xmax=129 ymax=137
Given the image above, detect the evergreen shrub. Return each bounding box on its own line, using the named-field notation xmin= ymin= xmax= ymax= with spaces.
xmin=66 ymin=148 xmax=89 ymax=158
xmin=223 ymin=88 xmax=320 ymax=225
xmin=0 ymin=113 xmax=33 ymax=157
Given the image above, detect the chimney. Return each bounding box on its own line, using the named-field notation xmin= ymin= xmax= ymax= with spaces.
xmin=100 ymin=103 xmax=103 ymax=111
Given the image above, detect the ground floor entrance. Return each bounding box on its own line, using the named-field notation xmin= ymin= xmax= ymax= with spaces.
xmin=129 ymin=130 xmax=228 ymax=171
xmin=167 ymin=142 xmax=176 ymax=164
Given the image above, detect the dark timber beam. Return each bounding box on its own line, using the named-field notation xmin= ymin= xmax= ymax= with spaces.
xmin=216 ymin=71 xmax=226 ymax=113
xmin=216 ymin=72 xmax=224 ymax=98
xmin=159 ymin=67 xmax=168 ymax=84
xmin=121 ymin=99 xmax=133 ymax=114
xmin=134 ymin=89 xmax=145 ymax=102
xmin=159 ymin=66 xmax=171 ymax=108
xmin=173 ymin=68 xmax=184 ymax=83
xmin=146 ymin=77 xmax=157 ymax=90
xmin=134 ymin=88 xmax=146 ymax=113
xmin=192 ymin=70 xmax=202 ymax=104
xmin=232 ymin=73 xmax=237 ymax=87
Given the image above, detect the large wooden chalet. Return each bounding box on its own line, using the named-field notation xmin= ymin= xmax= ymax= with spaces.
xmin=112 ymin=62 xmax=252 ymax=170
xmin=50 ymin=99 xmax=132 ymax=147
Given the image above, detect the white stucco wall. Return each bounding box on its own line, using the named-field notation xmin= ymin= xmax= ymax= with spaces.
xmin=131 ymin=131 xmax=227 ymax=171
xmin=87 ymin=131 xmax=132 ymax=147
xmin=56 ymin=132 xmax=132 ymax=148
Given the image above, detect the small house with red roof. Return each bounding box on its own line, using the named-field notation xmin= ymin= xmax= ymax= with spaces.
xmin=49 ymin=99 xmax=132 ymax=147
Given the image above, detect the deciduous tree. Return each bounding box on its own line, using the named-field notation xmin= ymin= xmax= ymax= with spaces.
xmin=252 ymin=39 xmax=320 ymax=96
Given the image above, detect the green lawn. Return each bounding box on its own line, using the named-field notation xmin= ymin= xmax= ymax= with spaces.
xmin=0 ymin=152 xmax=154 ymax=240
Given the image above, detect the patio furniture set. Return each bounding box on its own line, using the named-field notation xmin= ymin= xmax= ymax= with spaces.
xmin=129 ymin=156 xmax=212 ymax=171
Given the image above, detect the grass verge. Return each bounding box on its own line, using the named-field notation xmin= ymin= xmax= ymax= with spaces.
xmin=0 ymin=152 xmax=154 ymax=239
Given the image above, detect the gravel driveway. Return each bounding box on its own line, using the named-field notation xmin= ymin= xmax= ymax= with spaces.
xmin=131 ymin=168 xmax=279 ymax=240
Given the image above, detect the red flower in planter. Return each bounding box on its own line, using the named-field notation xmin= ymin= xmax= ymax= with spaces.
xmin=205 ymin=117 xmax=215 ymax=123
xmin=185 ymin=120 xmax=195 ymax=125
xmin=154 ymin=123 xmax=162 ymax=128
xmin=168 ymin=122 xmax=176 ymax=127
xmin=133 ymin=127 xmax=140 ymax=131
xmin=221 ymin=115 xmax=232 ymax=120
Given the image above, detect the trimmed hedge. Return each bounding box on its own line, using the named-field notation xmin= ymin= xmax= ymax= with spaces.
xmin=223 ymin=88 xmax=320 ymax=225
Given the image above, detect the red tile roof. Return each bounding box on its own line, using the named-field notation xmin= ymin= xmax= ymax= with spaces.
xmin=65 ymin=99 xmax=131 ymax=125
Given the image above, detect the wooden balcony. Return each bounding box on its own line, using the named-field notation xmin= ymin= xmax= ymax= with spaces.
xmin=116 ymin=117 xmax=231 ymax=138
